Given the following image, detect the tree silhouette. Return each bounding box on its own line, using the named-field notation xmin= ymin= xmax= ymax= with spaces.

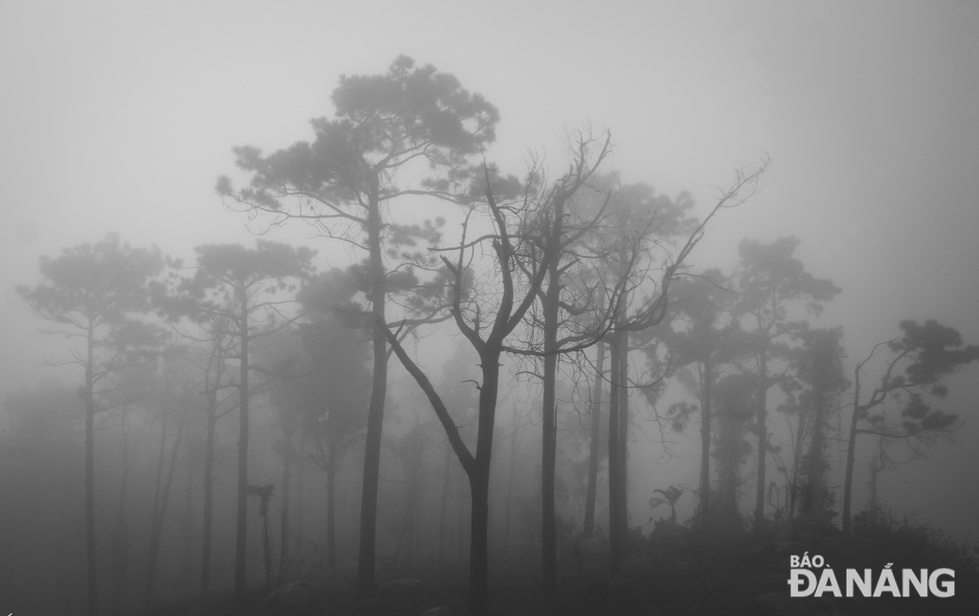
xmin=733 ymin=236 xmax=840 ymax=525
xmin=159 ymin=241 xmax=314 ymax=595
xmin=841 ymin=319 xmax=979 ymax=534
xmin=712 ymin=373 xmax=756 ymax=531
xmin=218 ymin=55 xmax=498 ymax=594
xmin=293 ymin=271 xmax=371 ymax=568
xmin=18 ymin=233 xmax=165 ymax=616
xmin=780 ymin=326 xmax=847 ymax=522
xmin=658 ymin=268 xmax=743 ymax=529
xmin=382 ymin=166 xmax=554 ymax=616
xmin=603 ymin=160 xmax=768 ymax=569
xmin=501 ymin=132 xmax=617 ymax=597
xmin=649 ymin=485 xmax=685 ymax=524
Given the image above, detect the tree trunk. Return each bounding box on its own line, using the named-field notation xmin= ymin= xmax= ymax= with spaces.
xmin=438 ymin=444 xmax=452 ymax=562
xmin=200 ymin=379 xmax=217 ymax=596
xmin=540 ymin=209 xmax=562 ymax=598
xmin=715 ymin=397 xmax=744 ymax=531
xmin=405 ymin=434 xmax=423 ymax=570
xmin=235 ymin=288 xmax=251 ymax=595
xmin=145 ymin=388 xmax=169 ymax=605
xmin=583 ymin=343 xmax=605 ymax=538
xmin=458 ymin=465 xmax=467 ymax=566
xmin=278 ymin=425 xmax=293 ymax=584
xmin=146 ymin=395 xmax=187 ymax=606
xmin=699 ymin=357 xmax=712 ymax=530
xmin=260 ymin=491 xmax=273 ymax=590
xmin=717 ymin=417 xmax=733 ymax=529
xmin=753 ymin=356 xmax=769 ymax=526
xmin=358 ymin=177 xmax=388 ymax=596
xmin=615 ymin=330 xmax=629 ymax=543
xmin=787 ymin=409 xmax=807 ymax=520
xmin=466 ymin=347 xmax=502 ymax=616
xmin=326 ymin=433 xmax=338 ymax=568
xmin=181 ymin=452 xmax=194 ymax=598
xmin=295 ymin=448 xmax=305 ymax=570
xmin=841 ymin=375 xmax=862 ymax=536
xmin=867 ymin=437 xmax=885 ymax=515
xmin=468 ymin=469 xmax=490 ymax=616
xmin=84 ymin=321 xmax=99 ymax=616
xmin=502 ymin=408 xmax=519 ymax=556
xmin=392 ymin=431 xmax=422 ymax=571
xmin=111 ymin=408 xmax=131 ymax=614
xmin=801 ymin=396 xmax=826 ymax=517
xmin=607 ymin=328 xmax=623 ymax=572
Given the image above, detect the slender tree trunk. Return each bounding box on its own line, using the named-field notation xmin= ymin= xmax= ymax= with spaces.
xmin=326 ymin=430 xmax=339 ymax=568
xmin=606 ymin=277 xmax=633 ymax=569
xmin=279 ymin=424 xmax=293 ymax=584
xmin=181 ymin=453 xmax=194 ymax=598
xmin=754 ymin=356 xmax=769 ymax=526
xmin=235 ymin=288 xmax=251 ymax=595
xmin=841 ymin=375 xmax=862 ymax=536
xmin=456 ymin=462 xmax=472 ymax=566
xmin=295 ymin=447 xmax=305 ymax=570
xmin=259 ymin=491 xmax=273 ymax=590
xmin=84 ymin=321 xmax=98 ymax=616
xmin=405 ymin=433 xmax=423 ymax=570
xmin=583 ymin=343 xmax=605 ymax=538
xmin=111 ymin=408 xmax=131 ymax=614
xmin=615 ymin=330 xmax=629 ymax=542
xmin=392 ymin=480 xmax=418 ymax=570
xmin=56 ymin=490 xmax=73 ymax=615
xmin=502 ymin=408 xmax=518 ymax=556
xmin=200 ymin=382 xmax=217 ymax=596
xmin=788 ymin=411 xmax=807 ymax=520
xmin=146 ymin=397 xmax=187 ymax=606
xmin=607 ymin=328 xmax=623 ymax=572
xmin=867 ymin=437 xmax=886 ymax=515
xmin=392 ymin=431 xmax=422 ymax=570
xmin=146 ymin=382 xmax=170 ymax=603
xmin=458 ymin=466 xmax=466 ymax=566
xmin=715 ymin=400 xmax=743 ymax=531
xmin=801 ymin=397 xmax=826 ymax=517
xmin=358 ymin=178 xmax=388 ymax=596
xmin=438 ymin=444 xmax=452 ymax=562
xmin=540 ymin=208 xmax=561 ymax=598
xmin=699 ymin=358 xmax=712 ymax=530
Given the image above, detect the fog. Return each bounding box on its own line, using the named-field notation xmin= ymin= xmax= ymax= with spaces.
xmin=2 ymin=1 xmax=978 ymax=614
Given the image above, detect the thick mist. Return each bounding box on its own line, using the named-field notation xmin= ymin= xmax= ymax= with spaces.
xmin=2 ymin=2 xmax=978 ymax=615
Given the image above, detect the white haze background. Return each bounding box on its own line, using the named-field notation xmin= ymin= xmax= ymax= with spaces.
xmin=1 ymin=0 xmax=977 ymax=539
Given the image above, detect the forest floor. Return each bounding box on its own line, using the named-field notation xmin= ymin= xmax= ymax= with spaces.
xmin=141 ymin=518 xmax=979 ymax=616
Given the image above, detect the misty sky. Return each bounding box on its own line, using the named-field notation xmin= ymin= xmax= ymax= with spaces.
xmin=2 ymin=0 xmax=978 ymax=537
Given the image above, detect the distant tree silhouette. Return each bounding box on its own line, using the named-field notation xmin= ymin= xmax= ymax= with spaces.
xmin=649 ymin=485 xmax=685 ymax=524
xmin=159 ymin=241 xmax=314 ymax=595
xmin=19 ymin=234 xmax=165 ymax=616
xmin=712 ymin=373 xmax=756 ymax=531
xmin=841 ymin=319 xmax=979 ymax=535
xmin=733 ymin=236 xmax=840 ymax=526
xmin=293 ymin=272 xmax=370 ymax=568
xmin=657 ymin=268 xmax=743 ymax=530
xmin=603 ymin=160 xmax=767 ymax=568
xmin=780 ymin=326 xmax=848 ymax=522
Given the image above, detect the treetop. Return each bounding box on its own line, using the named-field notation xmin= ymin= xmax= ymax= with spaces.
xmin=19 ymin=233 xmax=164 ymax=325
